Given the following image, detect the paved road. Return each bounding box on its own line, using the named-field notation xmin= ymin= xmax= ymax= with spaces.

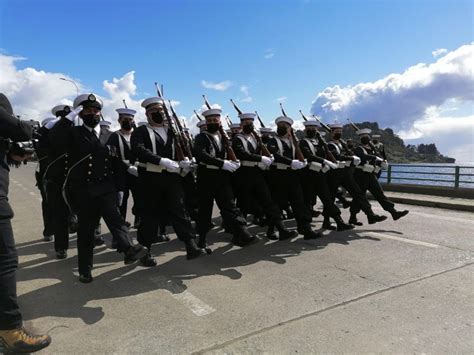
xmin=6 ymin=163 xmax=474 ymax=354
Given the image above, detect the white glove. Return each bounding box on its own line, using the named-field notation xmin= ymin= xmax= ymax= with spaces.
xmin=222 ymin=160 xmax=238 ymax=172
xmin=381 ymin=160 xmax=389 ymax=170
xmin=291 ymin=160 xmax=306 ymax=170
xmin=231 ymin=161 xmax=241 ymax=170
xmin=66 ymin=105 xmax=83 ymax=122
xmin=260 ymin=156 xmax=273 ymax=167
xmin=127 ymin=165 xmax=138 ymax=177
xmin=323 ymin=159 xmax=338 ymax=170
xmin=179 ymin=158 xmax=192 ymax=170
xmin=375 ymin=156 xmax=384 ymax=162
xmin=352 ymin=156 xmax=361 ymax=166
xmin=117 ymin=191 xmax=124 ymax=207
xmin=159 ymin=158 xmax=179 ymax=171
xmin=45 ymin=118 xmax=60 ymax=129
xmin=322 ymin=164 xmax=331 ymax=173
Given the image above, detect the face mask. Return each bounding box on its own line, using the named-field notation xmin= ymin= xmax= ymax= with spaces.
xmin=206 ymin=123 xmax=219 ymax=133
xmin=242 ymin=124 xmax=254 ymax=134
xmin=372 ymin=139 xmax=379 ymax=144
xmin=333 ymin=133 xmax=342 ymax=140
xmin=82 ymin=114 xmax=100 ymax=128
xmin=347 ymin=143 xmax=354 ymax=150
xmin=361 ymin=136 xmax=370 ymax=145
xmin=150 ymin=111 xmax=164 ymax=124
xmin=121 ymin=121 xmax=132 ymax=131
xmin=277 ymin=126 xmax=288 ymax=136
xmin=306 ymin=130 xmax=316 ymax=138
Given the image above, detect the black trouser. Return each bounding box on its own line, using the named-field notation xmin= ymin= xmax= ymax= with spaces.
xmin=137 ymin=171 xmax=195 ymax=249
xmin=267 ymin=167 xmax=312 ymax=228
xmin=119 ymin=173 xmax=138 ymax=221
xmin=350 ymin=170 xmax=395 ymax=215
xmin=301 ymin=169 xmax=341 ymax=219
xmin=327 ymin=167 xmax=373 ymax=215
xmin=36 ymin=173 xmax=54 ymax=237
xmin=182 ymin=172 xmax=198 ymax=221
xmin=70 ymin=183 xmax=133 ymax=275
xmin=234 ymin=166 xmax=281 ymax=224
xmin=0 ymin=218 xmax=22 ymax=330
xmin=196 ymin=167 xmax=246 ymax=237
xmin=45 ymin=179 xmax=69 ymax=251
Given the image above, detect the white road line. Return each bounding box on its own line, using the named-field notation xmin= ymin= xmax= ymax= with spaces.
xmin=409 ymin=211 xmax=474 ymax=225
xmin=366 ymin=232 xmax=440 ymax=248
xmin=150 ymin=276 xmax=216 ymax=316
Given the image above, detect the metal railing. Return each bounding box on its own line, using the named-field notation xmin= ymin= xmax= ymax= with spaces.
xmin=380 ymin=164 xmax=474 ymax=189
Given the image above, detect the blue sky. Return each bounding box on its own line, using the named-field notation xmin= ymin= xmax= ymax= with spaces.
xmin=0 ymin=0 xmax=473 ymax=160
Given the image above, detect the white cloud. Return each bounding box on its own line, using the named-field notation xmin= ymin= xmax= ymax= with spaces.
xmin=264 ymin=49 xmax=275 ymax=59
xmin=276 ymin=96 xmax=287 ymax=103
xmin=240 ymin=85 xmax=252 ymax=102
xmin=432 ymin=48 xmax=448 ymax=57
xmin=241 ymin=96 xmax=253 ymax=103
xmin=201 ymin=80 xmax=232 ymax=91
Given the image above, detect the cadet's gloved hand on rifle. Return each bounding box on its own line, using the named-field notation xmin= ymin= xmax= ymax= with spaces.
xmin=159 ymin=157 xmax=180 ymax=172
xmin=290 ymin=160 xmax=306 ymax=170
xmin=117 ymin=191 xmax=124 ymax=206
xmin=321 ymin=164 xmax=331 ymax=173
xmin=106 ymin=145 xmax=118 ymax=158
xmin=127 ymin=165 xmax=138 ymax=177
xmin=222 ymin=160 xmax=238 ymax=172
xmin=66 ymin=105 xmax=83 ymax=122
xmin=45 ymin=118 xmax=60 ymax=129
xmin=352 ymin=156 xmax=361 ymax=166
xmin=178 ymin=158 xmax=192 ymax=170
xmin=231 ymin=161 xmax=241 ymax=170
xmin=381 ymin=160 xmax=389 ymax=170
xmin=260 ymin=156 xmax=273 ymax=167
xmin=323 ymin=159 xmax=338 ymax=170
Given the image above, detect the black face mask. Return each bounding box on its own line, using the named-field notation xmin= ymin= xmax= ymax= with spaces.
xmin=261 ymin=135 xmax=270 ymax=144
xmin=242 ymin=124 xmax=254 ymax=134
xmin=361 ymin=136 xmax=370 ymax=145
xmin=333 ymin=133 xmax=342 ymax=140
xmin=372 ymin=139 xmax=379 ymax=144
xmin=277 ymin=126 xmax=288 ymax=136
xmin=206 ymin=123 xmax=219 ymax=134
xmin=121 ymin=121 xmax=132 ymax=131
xmin=347 ymin=143 xmax=354 ymax=150
xmin=306 ymin=130 xmax=316 ymax=138
xmin=150 ymin=111 xmax=164 ymax=124
xmin=82 ymin=114 xmax=100 ymax=128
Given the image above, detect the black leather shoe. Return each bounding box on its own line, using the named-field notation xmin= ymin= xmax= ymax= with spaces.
xmin=312 ymin=210 xmax=321 ymax=218
xmin=197 ymin=235 xmax=213 ymax=254
xmin=124 ymin=245 xmax=148 ymax=265
xmin=304 ymin=229 xmax=323 ymax=240
xmin=94 ymin=224 xmax=101 ymax=236
xmin=140 ymin=253 xmax=157 ymax=267
xmin=337 ymin=222 xmax=354 ymax=231
xmin=276 ymin=222 xmax=298 ymax=241
xmin=94 ymin=236 xmax=105 ymax=246
xmin=43 ymin=235 xmax=53 ymax=242
xmin=322 ymin=222 xmax=337 ymax=230
xmin=349 ymin=216 xmax=363 ymax=226
xmin=56 ymin=250 xmax=67 ymax=259
xmin=367 ymin=214 xmax=388 ymax=224
xmin=232 ymin=227 xmax=257 ymax=247
xmin=186 ymin=239 xmax=205 ymax=260
xmin=79 ymin=273 xmax=93 ymax=283
xmin=133 ymin=216 xmax=141 ymax=229
xmin=391 ymin=210 xmax=409 ymax=221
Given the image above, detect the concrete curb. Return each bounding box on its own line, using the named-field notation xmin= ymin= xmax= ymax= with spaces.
xmin=368 ymin=194 xmax=474 ymax=212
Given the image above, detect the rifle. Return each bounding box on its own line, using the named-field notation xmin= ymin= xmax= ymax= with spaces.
xmin=280 ymin=103 xmax=305 ymax=162
xmin=255 ymin=111 xmax=266 ymax=128
xmin=202 ymin=95 xmax=237 ymax=161
xmin=153 ymin=82 xmax=185 ymax=161
xmin=122 ymin=99 xmax=128 ymax=109
xmin=194 ymin=110 xmax=203 ymax=121
xmin=225 ymin=115 xmax=233 ymax=128
xmin=169 ymin=100 xmax=193 ymax=158
xmin=299 ymin=111 xmax=336 ymax=163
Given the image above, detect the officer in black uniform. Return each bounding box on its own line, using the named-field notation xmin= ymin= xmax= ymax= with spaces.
xmin=299 ymin=119 xmax=354 ymax=231
xmin=326 ymin=123 xmax=387 ymax=228
xmin=66 ymin=94 xmax=147 ymax=283
xmin=131 ymin=97 xmax=203 ymax=266
xmin=266 ymin=116 xmax=322 ymax=240
xmin=193 ymin=106 xmax=256 ymax=250
xmin=43 ymin=104 xmax=75 ymax=259
xmin=232 ymin=112 xmax=297 ymax=240
xmin=372 ymin=134 xmax=387 ymax=179
xmin=349 ymin=128 xmax=408 ymax=224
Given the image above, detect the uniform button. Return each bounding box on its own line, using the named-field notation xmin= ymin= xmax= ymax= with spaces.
xmin=104 ymin=173 xmax=107 ymax=176
xmin=89 ymin=156 xmax=93 ymax=160
xmin=105 ymin=158 xmax=108 ymax=162
xmin=89 ymin=164 xmax=92 ymax=167
xmin=64 ymin=167 xmax=68 ymax=170
xmin=88 ymin=171 xmax=92 ymax=175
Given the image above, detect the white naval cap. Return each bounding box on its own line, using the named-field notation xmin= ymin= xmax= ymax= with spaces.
xmin=51 ymin=104 xmax=71 ymax=116
xmin=329 ymin=120 xmax=343 ymax=129
xmin=41 ymin=117 xmax=56 ymax=127
xmin=137 ymin=121 xmax=147 ymax=127
xmin=303 ymin=119 xmax=320 ymax=127
xmin=260 ymin=127 xmax=273 ymax=134
xmin=73 ymin=93 xmax=103 ymax=109
xmin=238 ymin=112 xmax=256 ymax=121
xmin=116 ymin=108 xmax=136 ymax=117
xmin=275 ymin=116 xmax=294 ymax=125
xmin=202 ymin=108 xmax=222 ymax=117
xmin=141 ymin=97 xmax=165 ymax=109
xmin=372 ymin=134 xmax=381 ymax=138
xmin=99 ymin=120 xmax=112 ymax=127
xmin=230 ymin=123 xmax=241 ymax=129
xmin=356 ymin=128 xmax=372 ymax=136
xmin=197 ymin=120 xmax=207 ymax=128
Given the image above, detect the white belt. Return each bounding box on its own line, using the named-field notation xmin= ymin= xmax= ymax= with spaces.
xmin=357 ymin=164 xmax=375 ymax=173
xmin=374 ymin=166 xmax=381 ymax=174
xmin=241 ymin=161 xmax=259 ymax=167
xmin=337 ymin=161 xmax=346 ymax=169
xmin=271 ymin=162 xmax=290 ymax=170
xmin=309 ymin=161 xmax=323 ymax=172
xmin=199 ymin=163 xmax=220 ymax=170
xmin=344 ymin=160 xmax=351 ymax=167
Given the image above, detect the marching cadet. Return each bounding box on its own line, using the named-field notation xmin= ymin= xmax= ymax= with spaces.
xmin=197 ymin=120 xmax=207 ymax=133
xmin=229 ymin=122 xmax=241 ymax=139
xmin=106 ymin=108 xmax=139 ymax=229
xmin=43 ymin=104 xmax=75 ymax=259
xmin=349 ymin=128 xmax=408 ymax=224
xmin=231 ymin=112 xmax=297 ymax=240
xmin=326 ymin=123 xmax=387 ymax=228
xmin=193 ymin=106 xmax=256 ymax=250
xmin=299 ymin=119 xmax=354 ymax=231
xmin=131 ymin=97 xmax=204 ymax=266
xmin=266 ymin=116 xmax=322 ymax=240
xmin=66 ymin=94 xmax=147 ymax=282
xmin=259 ymin=127 xmax=274 ymax=145
xmin=372 ymin=134 xmax=387 ymax=179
